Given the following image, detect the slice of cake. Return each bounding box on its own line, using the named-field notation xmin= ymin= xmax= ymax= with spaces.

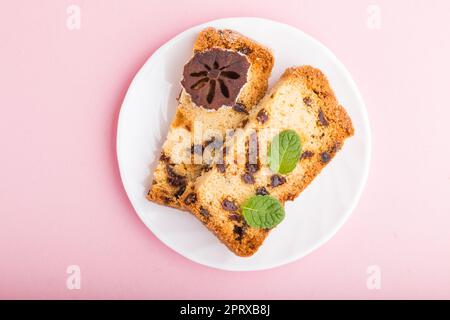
xmin=147 ymin=28 xmax=274 ymax=209
xmin=183 ymin=66 xmax=355 ymax=256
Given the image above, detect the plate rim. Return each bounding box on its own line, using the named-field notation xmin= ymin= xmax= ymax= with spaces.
xmin=116 ymin=17 xmax=372 ymax=271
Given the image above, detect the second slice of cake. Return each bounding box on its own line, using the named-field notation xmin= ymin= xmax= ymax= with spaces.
xmin=183 ymin=66 xmax=355 ymax=256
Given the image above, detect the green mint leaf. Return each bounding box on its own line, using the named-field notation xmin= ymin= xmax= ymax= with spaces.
xmin=241 ymin=195 xmax=285 ymax=229
xmin=268 ymin=130 xmax=302 ymax=174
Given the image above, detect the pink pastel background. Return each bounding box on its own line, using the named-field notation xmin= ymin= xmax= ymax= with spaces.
xmin=0 ymin=0 xmax=449 ymax=299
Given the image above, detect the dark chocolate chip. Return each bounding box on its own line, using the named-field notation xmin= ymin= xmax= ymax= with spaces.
xmin=233 ymin=225 xmax=245 ymax=241
xmin=245 ymin=163 xmax=259 ymax=174
xmin=181 ymin=48 xmax=250 ymax=110
xmin=183 ymin=192 xmax=197 ymax=205
xmin=199 ymin=206 xmax=210 ymax=218
xmin=229 ymin=213 xmax=242 ymax=222
xmin=256 ymin=187 xmax=269 ymax=196
xmin=301 ymin=150 xmax=314 ymax=160
xmin=270 ymin=174 xmax=286 ymax=187
xmin=166 ymin=165 xmax=186 ymax=187
xmin=174 ymin=185 xmax=186 ymax=199
xmin=222 ymin=199 xmax=238 ymax=211
xmin=303 ymin=97 xmax=312 ymax=106
xmin=318 ymin=109 xmax=329 ymax=126
xmin=232 ymin=103 xmax=249 ymax=115
xmin=321 ymin=152 xmax=331 ymax=163
xmin=242 ymin=173 xmax=255 ymax=184
xmin=256 ymin=109 xmax=269 ymax=124
xmin=216 ymin=164 xmax=226 ymax=173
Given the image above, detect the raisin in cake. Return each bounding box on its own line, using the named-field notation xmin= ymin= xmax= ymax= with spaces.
xmin=183 ymin=66 xmax=355 ymax=256
xmin=147 ymin=28 xmax=274 ymax=209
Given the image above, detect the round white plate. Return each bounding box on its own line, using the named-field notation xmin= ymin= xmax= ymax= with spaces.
xmin=117 ymin=17 xmax=371 ymax=271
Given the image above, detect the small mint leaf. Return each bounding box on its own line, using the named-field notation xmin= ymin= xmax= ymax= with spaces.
xmin=268 ymin=130 xmax=302 ymax=174
xmin=241 ymin=195 xmax=285 ymax=229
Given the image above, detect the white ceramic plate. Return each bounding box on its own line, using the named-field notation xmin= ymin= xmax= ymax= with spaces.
xmin=117 ymin=17 xmax=371 ymax=271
